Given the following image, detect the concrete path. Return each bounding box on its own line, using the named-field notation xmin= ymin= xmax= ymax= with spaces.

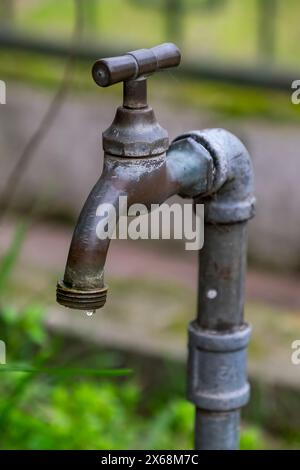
xmin=1 ymin=220 xmax=300 ymax=309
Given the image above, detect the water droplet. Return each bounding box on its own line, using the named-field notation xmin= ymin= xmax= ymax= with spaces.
xmin=86 ymin=310 xmax=95 ymax=317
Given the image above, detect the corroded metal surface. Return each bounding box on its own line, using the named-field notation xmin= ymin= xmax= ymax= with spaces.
xmin=92 ymin=43 xmax=181 ymax=87
xmin=57 ymin=44 xmax=255 ymax=451
xmin=102 ymin=105 xmax=169 ymax=157
xmin=94 ymin=44 xmax=180 ymax=157
xmin=175 ymin=128 xmax=256 ymax=223
xmin=185 ymin=130 xmax=255 ymax=450
xmin=56 ymin=281 xmax=107 ymax=311
xmin=188 ymin=322 xmax=251 ymax=410
xmin=57 ymin=139 xmax=212 ymax=309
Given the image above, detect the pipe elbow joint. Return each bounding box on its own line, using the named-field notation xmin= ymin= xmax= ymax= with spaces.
xmin=166 ymin=136 xmax=215 ymax=198
xmin=174 ymin=129 xmax=256 ymax=224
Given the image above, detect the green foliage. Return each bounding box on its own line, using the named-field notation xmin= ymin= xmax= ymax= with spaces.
xmin=240 ymin=425 xmax=264 ymax=450
xmin=143 ymin=399 xmax=193 ymax=450
xmin=16 ymin=0 xmax=300 ymax=69
xmin=0 ymin=372 xmax=268 ymax=449
xmin=1 ymin=304 xmax=46 ymax=353
xmin=0 ymin=299 xmax=268 ymax=449
xmin=1 ymin=380 xmax=143 ymax=450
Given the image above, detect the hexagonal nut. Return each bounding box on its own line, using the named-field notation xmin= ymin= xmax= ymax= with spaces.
xmin=103 ymin=106 xmax=169 ymax=157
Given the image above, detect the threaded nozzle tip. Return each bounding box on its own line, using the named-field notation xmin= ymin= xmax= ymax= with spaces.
xmin=56 ymin=281 xmax=108 ymax=311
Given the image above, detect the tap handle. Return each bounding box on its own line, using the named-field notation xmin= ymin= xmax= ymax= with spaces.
xmin=92 ymin=43 xmax=181 ymax=87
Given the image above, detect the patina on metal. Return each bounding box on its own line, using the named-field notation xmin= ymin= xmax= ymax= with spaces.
xmin=92 ymin=43 xmax=181 ymax=87
xmin=56 ymin=138 xmax=213 ymax=310
xmin=56 ymin=44 xmax=255 ymax=450
xmin=184 ymin=129 xmax=255 ymax=449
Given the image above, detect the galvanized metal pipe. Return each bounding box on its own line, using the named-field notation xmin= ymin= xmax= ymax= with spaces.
xmin=191 ymin=222 xmax=250 ymax=450
xmin=180 ymin=129 xmax=255 ymax=450
xmin=196 ymin=222 xmax=248 ymax=331
xmin=195 ymin=409 xmax=240 ymax=450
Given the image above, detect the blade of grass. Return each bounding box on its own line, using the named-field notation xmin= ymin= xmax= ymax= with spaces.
xmin=0 ymin=364 xmax=132 ymax=376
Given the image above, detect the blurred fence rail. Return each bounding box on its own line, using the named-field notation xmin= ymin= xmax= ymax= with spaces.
xmin=0 ymin=29 xmax=295 ymax=91
xmin=0 ymin=0 xmax=299 ymax=91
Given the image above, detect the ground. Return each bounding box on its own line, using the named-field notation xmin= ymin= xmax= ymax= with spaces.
xmin=1 ymin=219 xmax=300 ymax=385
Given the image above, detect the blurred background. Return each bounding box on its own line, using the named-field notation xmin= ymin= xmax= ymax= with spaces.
xmin=0 ymin=0 xmax=300 ymax=450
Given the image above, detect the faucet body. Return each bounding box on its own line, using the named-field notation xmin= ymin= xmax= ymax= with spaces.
xmin=56 ymin=44 xmax=255 ymax=450
xmin=57 ymin=139 xmax=212 ymax=308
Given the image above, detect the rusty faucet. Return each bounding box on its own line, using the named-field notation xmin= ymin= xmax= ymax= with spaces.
xmin=56 ymin=43 xmax=255 ymax=450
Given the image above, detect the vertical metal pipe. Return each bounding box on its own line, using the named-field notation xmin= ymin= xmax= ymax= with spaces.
xmin=195 ymin=409 xmax=240 ymax=450
xmin=197 ymin=222 xmax=247 ymax=330
xmin=194 ymin=222 xmax=249 ymax=450
xmin=182 ymin=128 xmax=255 ymax=451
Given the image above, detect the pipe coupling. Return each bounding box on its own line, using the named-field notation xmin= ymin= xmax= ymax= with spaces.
xmin=187 ymin=321 xmax=251 ymax=411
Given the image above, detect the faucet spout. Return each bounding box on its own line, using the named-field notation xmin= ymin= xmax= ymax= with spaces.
xmin=57 ymin=138 xmax=213 ymax=311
